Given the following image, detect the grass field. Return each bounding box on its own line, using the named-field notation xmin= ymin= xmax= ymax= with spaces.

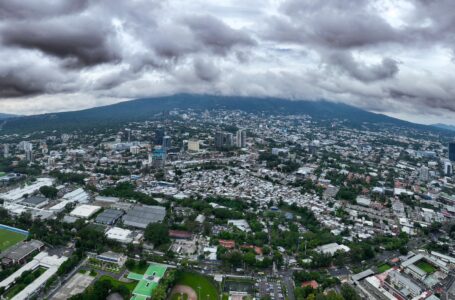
xmin=377 ymin=263 xmax=392 ymax=273
xmin=98 ymin=275 xmax=137 ymax=293
xmin=0 ymin=228 xmax=26 ymax=252
xmin=416 ymin=261 xmax=437 ymax=274
xmin=174 ymin=272 xmax=219 ymax=300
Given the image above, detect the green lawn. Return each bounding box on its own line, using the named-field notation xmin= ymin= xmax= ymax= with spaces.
xmin=416 ymin=261 xmax=436 ymax=274
xmin=98 ymin=275 xmax=138 ymax=293
xmin=377 ymin=263 xmax=392 ymax=273
xmin=174 ymin=272 xmax=219 ymax=300
xmin=0 ymin=228 xmax=26 ymax=252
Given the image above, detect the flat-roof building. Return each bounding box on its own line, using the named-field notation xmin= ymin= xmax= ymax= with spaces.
xmin=105 ymin=227 xmax=133 ymax=244
xmin=20 ymin=196 xmax=49 ymax=208
xmin=1 ymin=240 xmax=45 ymax=265
xmin=70 ymin=204 xmax=101 ymax=219
xmin=122 ymin=205 xmax=166 ymax=229
xmin=95 ymin=209 xmax=124 ymax=225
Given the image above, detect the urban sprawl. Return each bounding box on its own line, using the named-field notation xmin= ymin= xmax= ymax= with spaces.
xmin=0 ymin=109 xmax=455 ymax=300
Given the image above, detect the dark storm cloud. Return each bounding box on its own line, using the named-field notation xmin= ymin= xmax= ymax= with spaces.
xmin=265 ymin=0 xmax=400 ymax=49
xmin=1 ymin=17 xmax=119 ymax=66
xmin=183 ymin=15 xmax=256 ymax=55
xmin=1 ymin=0 xmax=455 ymax=121
xmin=0 ymin=0 xmax=89 ymax=19
xmin=327 ymin=52 xmax=399 ymax=82
xmin=194 ymin=58 xmax=220 ymax=82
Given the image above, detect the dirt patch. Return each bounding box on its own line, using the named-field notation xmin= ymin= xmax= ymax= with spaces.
xmin=170 ymin=285 xmax=197 ymax=300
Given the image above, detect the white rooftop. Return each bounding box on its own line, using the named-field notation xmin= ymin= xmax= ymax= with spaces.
xmin=0 ymin=178 xmax=54 ymax=202
xmin=70 ymin=204 xmax=101 ymax=218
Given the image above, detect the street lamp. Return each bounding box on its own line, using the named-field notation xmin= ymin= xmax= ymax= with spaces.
xmin=198 ymin=286 xmax=201 ymax=300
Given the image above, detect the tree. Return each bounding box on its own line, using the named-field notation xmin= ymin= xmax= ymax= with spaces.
xmin=39 ymin=186 xmax=58 ymax=199
xmin=144 ymin=223 xmax=170 ymax=247
xmin=340 ymin=284 xmax=360 ymax=300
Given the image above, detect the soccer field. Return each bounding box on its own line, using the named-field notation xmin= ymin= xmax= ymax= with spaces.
xmin=0 ymin=228 xmax=26 ymax=252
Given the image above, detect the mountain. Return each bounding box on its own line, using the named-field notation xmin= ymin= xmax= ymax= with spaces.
xmin=0 ymin=94 xmax=450 ymax=134
xmin=0 ymin=113 xmax=18 ymax=120
xmin=432 ymin=123 xmax=455 ymax=132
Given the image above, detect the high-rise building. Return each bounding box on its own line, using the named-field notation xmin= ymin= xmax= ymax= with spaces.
xmin=419 ymin=166 xmax=429 ymax=181
xmin=3 ymin=144 xmax=9 ymax=158
xmin=215 ymin=132 xmax=224 ymax=149
xmin=25 ymin=150 xmax=33 ymax=162
xmin=215 ymin=131 xmax=235 ymax=149
xmin=444 ymin=161 xmax=452 ymax=176
xmin=162 ymin=136 xmax=171 ymax=150
xmin=152 ymin=146 xmax=166 ymax=168
xmin=236 ymin=129 xmax=246 ymax=148
xmin=154 ymin=128 xmax=165 ymax=146
xmin=449 ymin=142 xmax=455 ymax=161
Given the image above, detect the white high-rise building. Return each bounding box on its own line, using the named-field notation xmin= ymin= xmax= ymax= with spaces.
xmin=3 ymin=144 xmax=9 ymax=158
xmin=420 ymin=166 xmax=429 ymax=181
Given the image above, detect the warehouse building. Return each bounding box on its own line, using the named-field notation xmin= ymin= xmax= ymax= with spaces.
xmin=105 ymin=227 xmax=134 ymax=244
xmin=123 ymin=205 xmax=166 ymax=229
xmin=20 ymin=196 xmax=49 ymax=208
xmin=95 ymin=209 xmax=124 ymax=225
xmin=70 ymin=204 xmax=101 ymax=219
xmin=1 ymin=240 xmax=45 ymax=265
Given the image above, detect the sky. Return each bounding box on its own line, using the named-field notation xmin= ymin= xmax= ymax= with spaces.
xmin=1 ymin=0 xmax=455 ymax=125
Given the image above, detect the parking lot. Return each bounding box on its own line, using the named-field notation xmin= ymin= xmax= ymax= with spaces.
xmin=257 ymin=278 xmax=284 ymax=300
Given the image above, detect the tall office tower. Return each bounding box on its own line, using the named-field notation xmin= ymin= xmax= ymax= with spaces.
xmin=236 ymin=129 xmax=246 ymax=148
xmin=152 ymin=146 xmax=166 ymax=168
xmin=3 ymin=144 xmax=9 ymax=158
xmin=162 ymin=135 xmax=171 ymax=150
xmin=154 ymin=128 xmax=165 ymax=146
xmin=444 ymin=161 xmax=453 ymax=176
xmin=449 ymin=142 xmax=455 ymax=161
xmin=225 ymin=133 xmax=233 ymax=148
xmin=419 ymin=166 xmax=429 ymax=181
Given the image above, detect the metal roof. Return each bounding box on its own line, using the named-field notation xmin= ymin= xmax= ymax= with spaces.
xmin=123 ymin=205 xmax=166 ymax=229
xmin=95 ymin=209 xmax=124 ymax=225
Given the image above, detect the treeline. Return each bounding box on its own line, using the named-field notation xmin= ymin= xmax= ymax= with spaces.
xmin=100 ymin=182 xmax=159 ymax=205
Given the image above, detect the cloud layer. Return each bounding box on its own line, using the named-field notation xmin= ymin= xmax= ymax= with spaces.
xmin=0 ymin=0 xmax=455 ymax=124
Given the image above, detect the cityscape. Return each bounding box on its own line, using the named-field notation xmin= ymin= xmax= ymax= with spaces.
xmin=0 ymin=106 xmax=455 ymax=300
xmin=1 ymin=1 xmax=455 ymax=300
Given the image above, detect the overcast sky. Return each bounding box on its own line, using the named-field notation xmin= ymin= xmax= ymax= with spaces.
xmin=1 ymin=0 xmax=455 ymax=124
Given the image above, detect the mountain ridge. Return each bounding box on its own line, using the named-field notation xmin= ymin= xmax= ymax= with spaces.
xmin=1 ymin=94 xmax=451 ymax=134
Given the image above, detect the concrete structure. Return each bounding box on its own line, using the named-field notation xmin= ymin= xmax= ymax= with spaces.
xmin=50 ymin=273 xmax=95 ymax=300
xmin=105 ymin=227 xmax=134 ymax=244
xmin=96 ymin=251 xmax=127 ymax=267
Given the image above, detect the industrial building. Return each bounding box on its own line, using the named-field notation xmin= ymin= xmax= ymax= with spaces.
xmin=20 ymin=196 xmax=49 ymax=208
xmin=1 ymin=240 xmax=45 ymax=265
xmin=70 ymin=204 xmax=101 ymax=219
xmin=95 ymin=209 xmax=124 ymax=225
xmin=122 ymin=205 xmax=166 ymax=229
xmin=105 ymin=227 xmax=134 ymax=244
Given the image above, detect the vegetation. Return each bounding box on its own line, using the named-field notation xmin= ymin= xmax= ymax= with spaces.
xmin=173 ymin=271 xmax=219 ymax=300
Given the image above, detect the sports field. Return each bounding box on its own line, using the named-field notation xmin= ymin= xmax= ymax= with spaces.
xmin=416 ymin=261 xmax=436 ymax=274
xmin=0 ymin=227 xmax=26 ymax=252
xmin=173 ymin=272 xmax=219 ymax=300
xmin=128 ymin=263 xmax=167 ymax=300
